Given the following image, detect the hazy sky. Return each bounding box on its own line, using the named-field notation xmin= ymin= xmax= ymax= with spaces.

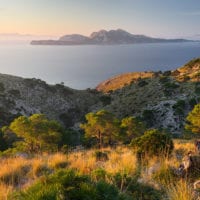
xmin=0 ymin=0 xmax=200 ymax=38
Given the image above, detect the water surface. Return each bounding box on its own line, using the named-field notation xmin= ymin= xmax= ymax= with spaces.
xmin=0 ymin=42 xmax=199 ymax=89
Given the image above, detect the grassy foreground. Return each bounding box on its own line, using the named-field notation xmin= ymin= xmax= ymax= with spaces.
xmin=0 ymin=140 xmax=199 ymax=200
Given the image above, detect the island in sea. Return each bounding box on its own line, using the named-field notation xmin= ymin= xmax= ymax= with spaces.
xmin=31 ymin=29 xmax=192 ymax=45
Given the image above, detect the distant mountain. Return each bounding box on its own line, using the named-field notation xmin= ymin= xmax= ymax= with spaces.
xmin=31 ymin=29 xmax=192 ymax=45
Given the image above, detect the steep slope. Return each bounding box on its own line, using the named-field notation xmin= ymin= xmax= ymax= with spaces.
xmin=172 ymin=58 xmax=200 ymax=81
xmin=99 ymin=58 xmax=200 ymax=133
xmin=0 ymin=74 xmax=102 ymax=127
xmin=96 ymin=72 xmax=155 ymax=93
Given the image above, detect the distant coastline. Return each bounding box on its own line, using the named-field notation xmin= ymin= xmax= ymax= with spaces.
xmin=31 ymin=29 xmax=193 ymax=46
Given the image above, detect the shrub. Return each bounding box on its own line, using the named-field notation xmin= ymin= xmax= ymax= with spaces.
xmin=137 ymin=80 xmax=148 ymax=87
xmin=142 ymin=109 xmax=155 ymax=127
xmin=100 ymin=95 xmax=111 ymax=106
xmin=96 ymin=181 xmax=119 ymax=200
xmin=189 ymin=98 xmax=197 ymax=108
xmin=126 ymin=179 xmax=163 ymax=200
xmin=131 ymin=129 xmax=174 ymax=157
xmin=163 ymin=71 xmax=171 ymax=76
xmin=172 ymin=100 xmax=186 ymax=116
xmin=11 ymin=169 xmax=124 ymax=200
xmin=92 ymin=168 xmax=107 ymax=181
xmin=159 ymin=76 xmax=170 ymax=84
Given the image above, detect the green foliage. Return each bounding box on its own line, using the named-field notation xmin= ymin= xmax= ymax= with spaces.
xmin=159 ymin=76 xmax=170 ymax=84
xmin=95 ymin=181 xmax=119 ymax=200
xmin=189 ymin=98 xmax=197 ymax=108
xmin=0 ymin=126 xmax=19 ymax=151
xmin=127 ymin=181 xmax=162 ymax=200
xmin=185 ymin=103 xmax=200 ymax=134
xmin=92 ymin=168 xmax=107 ymax=181
xmin=163 ymin=71 xmax=171 ymax=76
xmin=131 ymin=129 xmax=174 ymax=157
xmin=11 ymin=169 xmax=124 ymax=200
xmin=59 ymin=113 xmax=73 ymax=128
xmin=100 ymin=95 xmax=112 ymax=106
xmin=142 ymin=109 xmax=155 ymax=127
xmin=9 ymin=114 xmax=64 ymax=153
xmin=80 ymin=110 xmax=120 ymax=148
xmin=195 ymin=86 xmax=200 ymax=95
xmin=62 ymin=129 xmax=80 ymax=147
xmin=172 ymin=100 xmax=186 ymax=116
xmin=164 ymin=82 xmax=179 ymax=89
xmin=121 ymin=116 xmax=145 ymax=144
xmin=137 ymin=80 xmax=148 ymax=87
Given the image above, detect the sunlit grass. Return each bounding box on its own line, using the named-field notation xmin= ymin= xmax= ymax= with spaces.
xmin=0 ymin=139 xmax=199 ymax=199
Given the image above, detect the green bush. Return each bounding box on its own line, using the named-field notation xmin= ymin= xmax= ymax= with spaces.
xmin=172 ymin=100 xmax=186 ymax=116
xmin=137 ymin=80 xmax=148 ymax=87
xmin=100 ymin=95 xmax=112 ymax=106
xmin=10 ymin=169 xmax=126 ymax=200
xmin=142 ymin=109 xmax=155 ymax=127
xmin=131 ymin=129 xmax=174 ymax=157
xmin=125 ymin=178 xmax=162 ymax=200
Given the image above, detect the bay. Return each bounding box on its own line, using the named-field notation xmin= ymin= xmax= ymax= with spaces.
xmin=0 ymin=42 xmax=199 ymax=89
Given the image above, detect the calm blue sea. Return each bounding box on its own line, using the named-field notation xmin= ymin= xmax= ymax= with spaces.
xmin=0 ymin=42 xmax=199 ymax=89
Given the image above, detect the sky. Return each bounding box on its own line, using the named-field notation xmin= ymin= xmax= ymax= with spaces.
xmin=0 ymin=0 xmax=200 ymax=39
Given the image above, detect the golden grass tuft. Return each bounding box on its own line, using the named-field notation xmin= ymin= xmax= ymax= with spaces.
xmin=68 ymin=150 xmax=96 ymax=174
xmin=48 ymin=153 xmax=68 ymax=169
xmin=0 ymin=183 xmax=12 ymax=200
xmin=0 ymin=157 xmax=30 ymax=185
xmin=104 ymin=148 xmax=137 ymax=175
xmin=167 ymin=180 xmax=195 ymax=200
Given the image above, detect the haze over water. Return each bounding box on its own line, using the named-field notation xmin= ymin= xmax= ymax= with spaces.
xmin=0 ymin=42 xmax=199 ymax=89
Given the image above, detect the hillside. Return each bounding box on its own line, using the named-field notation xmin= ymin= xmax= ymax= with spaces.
xmin=0 ymin=58 xmax=199 ymax=134
xmin=31 ymin=29 xmax=191 ymax=45
xmin=98 ymin=58 xmax=200 ymax=133
xmin=0 ymin=74 xmax=102 ymax=128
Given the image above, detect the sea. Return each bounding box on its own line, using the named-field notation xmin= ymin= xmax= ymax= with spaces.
xmin=0 ymin=42 xmax=199 ymax=89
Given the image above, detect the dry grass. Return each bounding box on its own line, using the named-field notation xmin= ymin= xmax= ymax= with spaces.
xmin=0 ymin=157 xmax=30 ymax=185
xmin=0 ymin=183 xmax=12 ymax=200
xmin=167 ymin=180 xmax=195 ymax=200
xmin=104 ymin=148 xmax=137 ymax=175
xmin=96 ymin=72 xmax=154 ymax=93
xmin=48 ymin=153 xmax=68 ymax=169
xmin=0 ymin=139 xmax=198 ymax=199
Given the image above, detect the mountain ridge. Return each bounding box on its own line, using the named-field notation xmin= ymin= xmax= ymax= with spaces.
xmin=31 ymin=29 xmax=192 ymax=45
